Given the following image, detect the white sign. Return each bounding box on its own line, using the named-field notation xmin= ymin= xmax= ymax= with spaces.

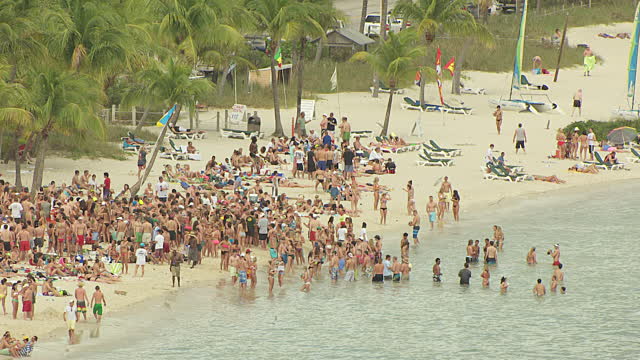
xmin=229 ymin=104 xmax=247 ymax=126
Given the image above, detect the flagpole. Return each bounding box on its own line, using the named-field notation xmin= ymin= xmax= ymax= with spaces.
xmin=282 ymin=67 xmax=288 ymax=110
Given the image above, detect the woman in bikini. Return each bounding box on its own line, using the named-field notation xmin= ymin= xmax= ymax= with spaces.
xmin=11 ymin=283 xmax=19 ymax=320
xmin=451 ymin=190 xmax=461 ymax=222
xmin=379 ymin=192 xmax=390 ymax=225
xmin=437 ymin=191 xmax=446 ymax=221
xmin=267 ymin=260 xmax=276 ymax=294
xmin=493 ymin=225 xmax=505 ymax=250
xmin=481 ymin=265 xmax=490 ymax=287
xmin=0 ymin=279 xmax=7 ymax=315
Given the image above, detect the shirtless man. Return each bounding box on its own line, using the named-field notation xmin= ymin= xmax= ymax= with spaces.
xmin=548 ymin=244 xmax=561 ymax=266
xmin=404 ymin=181 xmax=415 ymax=215
xmin=432 ymin=258 xmax=442 ymax=282
xmin=439 ymin=176 xmax=453 ymax=211
xmin=74 ymin=218 xmax=88 ymax=253
xmin=165 ymin=217 xmax=178 ymax=247
xmin=391 ymin=257 xmax=401 ymax=282
xmin=426 ymin=196 xmax=437 ymax=230
xmin=485 ymin=241 xmax=498 ymax=264
xmin=329 ymin=252 xmax=339 ymax=282
xmin=74 ymin=282 xmax=89 ymax=321
xmin=553 ymin=263 xmax=564 ymax=282
xmin=141 ymin=221 xmax=153 ymax=245
xmin=90 ymin=285 xmax=106 ymax=323
xmin=237 ymin=254 xmax=248 ymax=290
xmin=409 ymin=210 xmax=421 ymax=245
xmin=17 ymin=225 xmax=31 ymax=262
xmin=372 ymin=259 xmax=384 ymax=283
xmin=344 ymin=254 xmax=355 ymax=281
xmin=533 ymin=279 xmax=546 ymax=296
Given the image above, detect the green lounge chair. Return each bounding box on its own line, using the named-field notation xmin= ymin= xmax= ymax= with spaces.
xmin=422 ymin=143 xmax=448 ymax=157
xmin=417 ymin=152 xmax=454 ymax=167
xmin=594 ymin=152 xmax=624 ymax=170
xmin=627 ymin=148 xmax=640 ymax=163
xmin=429 ymin=140 xmax=462 ymax=156
xmin=487 ymin=164 xmax=525 ymax=182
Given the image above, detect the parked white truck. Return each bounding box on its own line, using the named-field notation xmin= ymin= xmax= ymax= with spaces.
xmin=363 ymin=13 xmax=407 ymax=37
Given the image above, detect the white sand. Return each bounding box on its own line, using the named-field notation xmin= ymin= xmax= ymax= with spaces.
xmin=0 ymin=22 xmax=637 ymax=340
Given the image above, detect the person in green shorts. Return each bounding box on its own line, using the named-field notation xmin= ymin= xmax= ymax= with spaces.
xmin=90 ymin=285 xmax=107 ymax=323
xmin=339 ymin=116 xmax=351 ymax=144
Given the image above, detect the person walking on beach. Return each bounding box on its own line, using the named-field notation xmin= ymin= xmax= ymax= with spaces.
xmin=583 ymin=47 xmax=595 ymax=76
xmin=571 ymin=89 xmax=582 ymax=117
xmin=90 ymin=285 xmax=106 ymax=323
xmin=169 ymin=250 xmax=182 ymax=287
xmin=493 ymin=105 xmax=503 ymax=134
xmin=134 ymin=243 xmax=147 ymax=277
xmin=533 ymin=279 xmax=546 ymax=296
xmin=137 ymin=146 xmax=147 ymax=179
xmin=426 ymin=196 xmax=437 ymax=230
xmin=74 ymin=282 xmax=89 ymax=321
xmin=513 ymin=123 xmax=527 ymax=154
xmin=63 ymin=300 xmax=76 ymax=341
xmin=458 ymin=262 xmax=471 ymax=285
xmin=587 ymin=128 xmax=597 ymax=161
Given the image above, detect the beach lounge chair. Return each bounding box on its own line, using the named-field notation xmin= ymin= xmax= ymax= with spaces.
xmin=493 ymin=158 xmax=525 ymax=172
xmin=487 ymin=164 xmax=525 ymax=182
xmin=220 ymin=128 xmax=262 ymax=140
xmin=351 ymin=130 xmax=373 ymax=138
xmin=429 ymin=140 xmax=462 ymax=156
xmin=460 ymin=86 xmax=487 ymax=95
xmin=371 ymin=81 xmax=405 ymax=95
xmin=416 ymin=152 xmax=454 ymax=167
xmin=520 ymin=75 xmax=549 ymax=91
xmin=496 ymin=163 xmax=533 ymax=180
xmin=592 ymin=152 xmax=625 ymax=170
xmin=401 ymin=97 xmax=422 ymax=111
xmin=121 ymin=138 xmax=140 ymax=153
xmin=169 ymin=126 xmax=207 ymax=140
xmin=127 ymin=132 xmax=155 ymax=145
xmin=422 ymin=143 xmax=448 ymax=157
xmin=626 ymin=148 xmax=640 ymax=163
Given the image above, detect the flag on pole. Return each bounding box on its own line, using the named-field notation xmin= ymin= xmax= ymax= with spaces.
xmin=445 ymin=57 xmax=456 ymax=76
xmin=435 ymin=47 xmax=444 ymax=105
xmin=156 ymin=104 xmax=177 ymax=127
xmin=274 ymin=47 xmax=283 ymax=68
xmin=330 ymin=66 xmax=338 ymax=91
xmin=414 ymin=71 xmax=421 ymax=86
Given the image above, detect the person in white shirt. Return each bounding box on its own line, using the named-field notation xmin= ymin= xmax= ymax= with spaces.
xmin=63 ymin=300 xmax=77 ymax=340
xmin=360 ymin=222 xmax=368 ymax=242
xmin=134 ymin=243 xmax=148 ymax=277
xmin=369 ymin=147 xmax=384 ymax=161
xmin=154 ymin=230 xmax=165 ymax=264
xmin=9 ymin=199 xmax=23 ymax=222
xmin=156 ymin=176 xmax=169 ymax=202
xmin=485 ymin=144 xmax=495 ymax=166
xmin=337 ymin=224 xmax=347 ymax=242
xmin=587 ymin=128 xmax=597 ymax=161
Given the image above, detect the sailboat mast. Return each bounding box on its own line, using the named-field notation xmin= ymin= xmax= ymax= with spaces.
xmin=629 ymin=2 xmax=640 ymax=110
xmin=510 ymin=0 xmax=528 ymax=100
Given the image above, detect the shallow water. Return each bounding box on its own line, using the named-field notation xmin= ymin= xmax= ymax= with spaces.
xmin=43 ymin=181 xmax=639 ymax=360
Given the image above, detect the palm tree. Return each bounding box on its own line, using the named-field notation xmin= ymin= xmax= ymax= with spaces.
xmin=44 ymin=0 xmax=133 ymax=74
xmin=393 ymin=0 xmax=492 ymax=101
xmin=351 ymin=31 xmax=424 ymax=136
xmin=129 ymin=58 xmax=213 ymax=196
xmin=0 ymin=60 xmax=32 ymax=188
xmin=26 ymin=65 xmax=104 ymax=196
xmin=0 ymin=0 xmax=44 ymax=80
xmin=247 ymin=0 xmax=321 ymax=137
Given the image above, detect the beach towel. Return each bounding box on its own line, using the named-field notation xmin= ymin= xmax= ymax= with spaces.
xmin=584 ymin=55 xmax=596 ymax=71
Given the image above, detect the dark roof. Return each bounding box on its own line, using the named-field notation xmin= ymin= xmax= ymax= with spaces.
xmin=313 ymin=28 xmax=375 ymax=46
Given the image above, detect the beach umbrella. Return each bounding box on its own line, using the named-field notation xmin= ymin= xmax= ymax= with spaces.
xmin=607 ymin=126 xmax=637 ymax=144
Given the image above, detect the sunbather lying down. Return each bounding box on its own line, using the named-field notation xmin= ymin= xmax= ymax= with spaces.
xmin=172 ymin=125 xmax=206 ymax=134
xmin=568 ymin=164 xmax=599 ymax=174
xmin=533 ymin=175 xmax=565 ymax=184
xmin=598 ymin=32 xmax=630 ymax=39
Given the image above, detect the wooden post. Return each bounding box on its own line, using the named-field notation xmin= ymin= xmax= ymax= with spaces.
xmin=216 ymin=111 xmax=220 ymax=131
xmin=132 ymin=106 xmax=137 ymax=126
xmin=111 ymin=104 xmax=116 ymax=123
xmin=553 ymin=15 xmax=569 ymax=83
xmin=224 ymin=109 xmax=228 ymax=128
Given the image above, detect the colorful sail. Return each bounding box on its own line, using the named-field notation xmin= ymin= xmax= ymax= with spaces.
xmin=156 ymin=104 xmax=177 ymax=127
xmin=435 ymin=48 xmax=445 ymax=105
xmin=511 ymin=0 xmax=528 ymax=92
xmin=627 ymin=1 xmax=640 ymax=108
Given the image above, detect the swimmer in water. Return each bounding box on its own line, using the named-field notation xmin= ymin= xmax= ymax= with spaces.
xmin=500 ymin=277 xmax=508 ymax=293
xmin=533 ymin=278 xmax=546 ymax=296
xmin=480 ymin=265 xmax=490 ymax=287
xmin=548 ymin=244 xmax=561 ymax=266
xmin=526 ymin=247 xmax=537 ymax=264
xmin=300 ymin=266 xmax=312 ymax=292
xmin=432 ymin=258 xmax=442 ymax=282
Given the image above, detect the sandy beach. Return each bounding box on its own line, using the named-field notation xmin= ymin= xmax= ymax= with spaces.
xmin=0 ymin=21 xmax=637 ymax=344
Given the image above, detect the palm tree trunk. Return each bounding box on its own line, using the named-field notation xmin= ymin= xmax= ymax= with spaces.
xmin=380 ymin=89 xmax=394 ymax=136
xmin=359 ymin=0 xmax=368 ymax=34
xmin=536 ymin=0 xmax=541 ymax=12
xmin=313 ymin=38 xmax=323 ymax=64
xmin=13 ymin=130 xmax=22 ymax=189
xmin=217 ymin=65 xmax=232 ymax=97
xmin=133 ymin=107 xmax=150 ymax=134
xmin=0 ymin=126 xmax=5 ymax=160
xmin=30 ymin=132 xmax=48 ymax=198
xmin=189 ymin=107 xmax=194 ymax=129
xmin=372 ymin=72 xmax=380 ymax=98
xmin=270 ymin=45 xmax=284 ymax=137
xmin=451 ymin=39 xmax=473 ymax=95
xmin=379 ymin=0 xmax=388 ymax=40
xmin=130 ymin=104 xmax=182 ymax=197
xmin=296 ymin=39 xmax=306 ymax=120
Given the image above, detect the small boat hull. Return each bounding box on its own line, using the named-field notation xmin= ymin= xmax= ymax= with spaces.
xmin=489 ymin=98 xmax=529 ymax=112
xmin=612 ymin=109 xmax=640 ymax=120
